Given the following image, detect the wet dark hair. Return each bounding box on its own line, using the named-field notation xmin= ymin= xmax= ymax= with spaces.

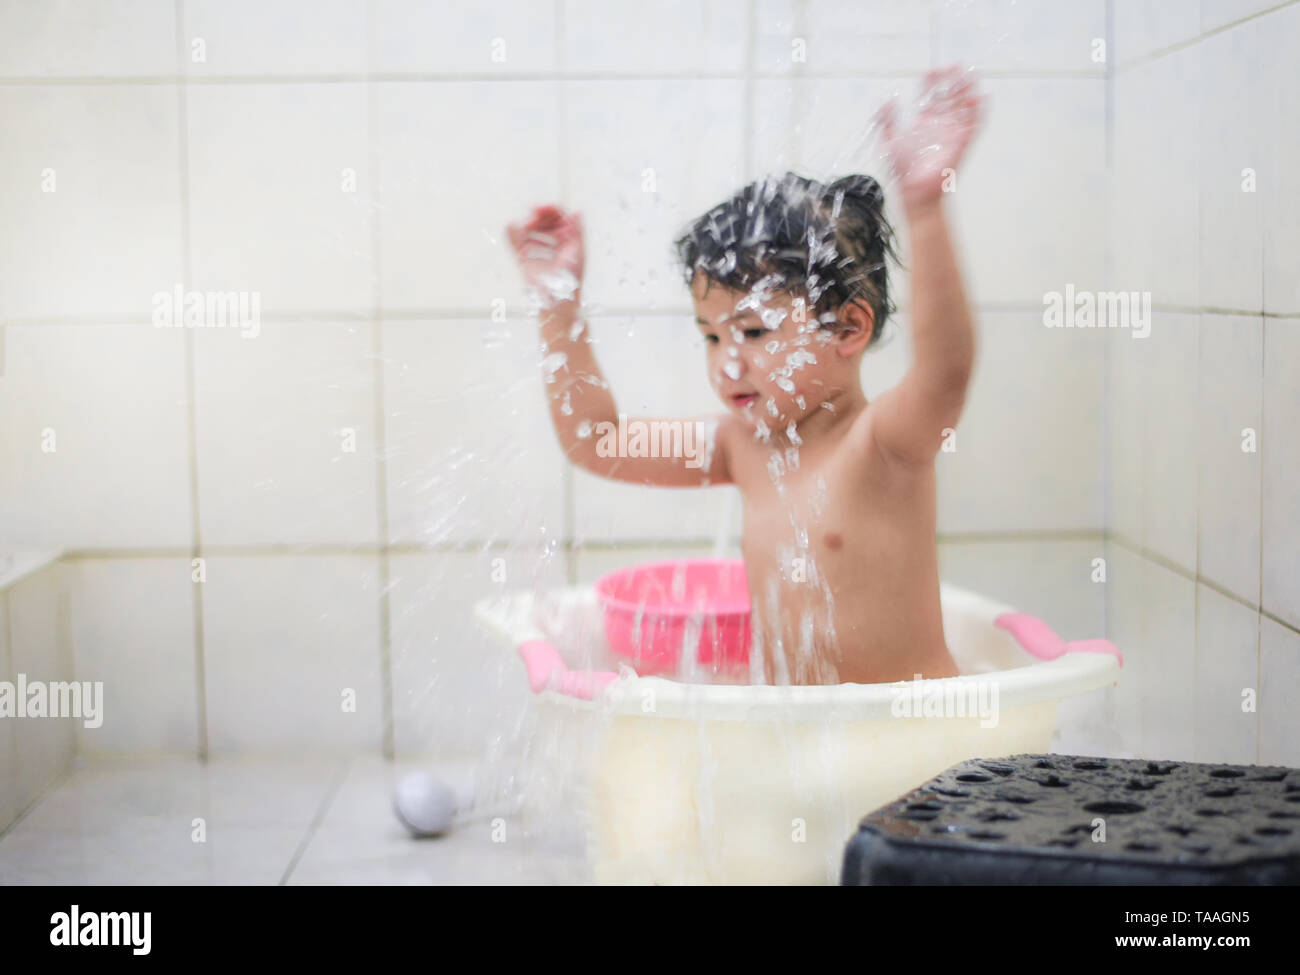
xmin=672 ymin=171 xmax=900 ymax=347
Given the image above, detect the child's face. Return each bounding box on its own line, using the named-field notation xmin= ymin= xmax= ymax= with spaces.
xmin=691 ymin=273 xmax=860 ymax=431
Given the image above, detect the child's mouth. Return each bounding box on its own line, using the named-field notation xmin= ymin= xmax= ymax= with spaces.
xmin=731 ymin=393 xmax=758 ymax=409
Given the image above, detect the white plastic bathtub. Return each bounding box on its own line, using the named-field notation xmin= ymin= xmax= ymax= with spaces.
xmin=474 ymin=581 xmax=1122 ymax=885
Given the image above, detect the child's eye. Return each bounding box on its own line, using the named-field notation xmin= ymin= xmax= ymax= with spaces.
xmin=742 ymin=328 xmax=766 ymax=341
xmin=702 ymin=334 xmax=720 ymax=344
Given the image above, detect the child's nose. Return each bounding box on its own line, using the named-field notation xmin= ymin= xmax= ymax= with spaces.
xmin=717 ymin=345 xmax=746 ymax=383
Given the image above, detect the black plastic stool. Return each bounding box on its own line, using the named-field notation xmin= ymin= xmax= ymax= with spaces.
xmin=842 ymin=754 xmax=1300 ymax=885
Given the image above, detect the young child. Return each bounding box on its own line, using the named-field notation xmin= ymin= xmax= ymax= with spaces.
xmin=507 ymin=68 xmax=984 ymax=686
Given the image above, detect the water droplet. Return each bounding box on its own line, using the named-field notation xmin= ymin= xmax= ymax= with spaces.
xmin=540 ymin=351 xmax=567 ymax=383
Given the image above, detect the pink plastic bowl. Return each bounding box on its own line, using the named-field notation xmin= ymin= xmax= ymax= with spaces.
xmin=593 ymin=558 xmax=753 ymax=674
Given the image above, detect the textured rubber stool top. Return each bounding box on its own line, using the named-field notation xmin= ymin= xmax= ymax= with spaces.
xmin=842 ymin=754 xmax=1300 ymax=885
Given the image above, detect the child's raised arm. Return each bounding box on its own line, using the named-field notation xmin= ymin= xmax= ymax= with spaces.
xmin=862 ymin=69 xmax=984 ymax=469
xmin=506 ymin=205 xmax=732 ymax=487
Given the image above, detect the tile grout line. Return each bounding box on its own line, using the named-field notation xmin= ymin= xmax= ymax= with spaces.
xmin=1113 ymin=0 xmax=1299 ymax=74
xmin=1106 ymin=533 xmax=1300 ymax=638
xmin=1256 ymin=73 xmax=1270 ymax=762
xmin=365 ymin=0 xmax=395 ymax=763
xmin=277 ymin=757 xmax=352 ymax=885
xmin=793 ymin=0 xmax=808 ymax=161
xmin=53 ymin=528 xmax=1116 ymax=558
xmin=11 ymin=304 xmax=1298 ymax=328
xmin=1101 ymin=0 xmax=1114 ymax=644
xmin=1255 ymin=322 xmax=1267 ymax=764
xmin=1192 ymin=316 xmax=1202 ymax=760
xmin=174 ymin=0 xmax=208 ymax=764
xmin=557 ymin=0 xmax=576 ymax=588
xmin=0 ymin=69 xmax=1110 ymax=87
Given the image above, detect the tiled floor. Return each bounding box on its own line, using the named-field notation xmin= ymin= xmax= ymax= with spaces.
xmin=0 ymin=756 xmax=591 ymax=885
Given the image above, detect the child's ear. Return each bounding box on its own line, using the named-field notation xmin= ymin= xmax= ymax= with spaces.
xmin=834 ymin=300 xmax=875 ymax=356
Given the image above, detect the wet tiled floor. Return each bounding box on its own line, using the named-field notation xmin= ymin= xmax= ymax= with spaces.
xmin=0 ymin=756 xmax=590 ymax=885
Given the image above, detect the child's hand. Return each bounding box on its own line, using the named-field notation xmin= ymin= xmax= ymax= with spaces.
xmin=506 ymin=204 xmax=585 ymax=306
xmin=876 ymin=67 xmax=984 ymax=211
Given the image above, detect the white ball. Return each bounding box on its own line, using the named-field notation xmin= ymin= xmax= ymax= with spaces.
xmin=394 ymin=772 xmax=457 ymax=837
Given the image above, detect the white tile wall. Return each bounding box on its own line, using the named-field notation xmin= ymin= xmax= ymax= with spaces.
xmin=184 ymin=0 xmax=368 ymax=76
xmin=565 ymin=79 xmax=748 ymax=312
xmin=935 ymin=311 xmax=1105 ymax=534
xmin=775 ymin=0 xmax=932 ymax=74
xmin=387 ymin=551 xmax=542 ymax=756
xmin=0 ymin=592 xmax=14 ymax=831
xmin=1193 ymin=584 xmax=1259 ymax=763
xmin=1104 ymin=541 xmax=1148 ymax=756
xmin=1112 ymin=0 xmax=1202 ymax=66
xmin=1138 ymin=313 xmax=1199 ymax=572
xmin=753 ymin=76 xmax=911 ymax=181
xmin=7 ymin=564 xmax=76 ymax=812
xmin=0 ymin=86 xmax=184 ymax=321
xmin=199 ymin=556 xmax=383 ymax=753
xmin=1197 ymin=20 xmax=1263 ymax=312
xmin=1135 ymin=559 xmax=1197 ymax=761
xmin=1106 ymin=0 xmax=1300 ymax=776
xmin=935 ymin=0 xmax=1107 ymax=74
xmin=1259 ymin=3 xmax=1300 ymax=314
xmin=937 ymin=539 xmax=1107 ymax=640
xmin=1106 ymin=322 xmax=1145 ymax=544
xmin=381 ymin=319 xmax=566 ymax=546
xmin=68 ymin=558 xmax=199 ymax=756
xmin=376 ymin=80 xmax=561 ymax=313
xmin=1261 ymin=320 xmax=1300 ymax=629
xmin=1259 ymin=615 xmax=1300 ymax=766
xmin=950 ymin=79 xmax=1107 ymax=304
xmin=1202 ymin=0 xmax=1286 ymax=33
xmin=186 ymin=84 xmax=373 ymax=315
xmin=1196 ymin=315 xmax=1262 ymax=602
xmin=0 ymin=325 xmax=194 ymax=551
xmin=1111 ymin=49 xmax=1201 ymax=309
xmin=861 ymin=308 xmax=912 ymax=396
xmin=0 ymin=0 xmax=176 ymax=78
xmin=193 ymin=321 xmax=380 ymax=547
xmin=563 ymin=0 xmax=748 ymax=74
xmin=785 ymin=0 xmax=930 ymax=74
xmin=372 ymin=0 xmax=557 ymax=74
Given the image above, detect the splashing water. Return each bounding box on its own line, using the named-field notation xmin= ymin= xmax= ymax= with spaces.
xmin=458 ymin=52 xmax=996 ymax=881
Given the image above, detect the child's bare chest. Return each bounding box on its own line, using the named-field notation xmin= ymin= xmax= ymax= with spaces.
xmin=723 ymin=426 xmax=947 ymax=682
xmin=727 ymin=428 xmax=935 ymax=593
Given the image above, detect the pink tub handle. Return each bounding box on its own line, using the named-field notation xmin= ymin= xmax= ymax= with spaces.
xmin=994 ymin=613 xmax=1123 ymax=666
xmin=518 ymin=639 xmax=618 ymax=700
